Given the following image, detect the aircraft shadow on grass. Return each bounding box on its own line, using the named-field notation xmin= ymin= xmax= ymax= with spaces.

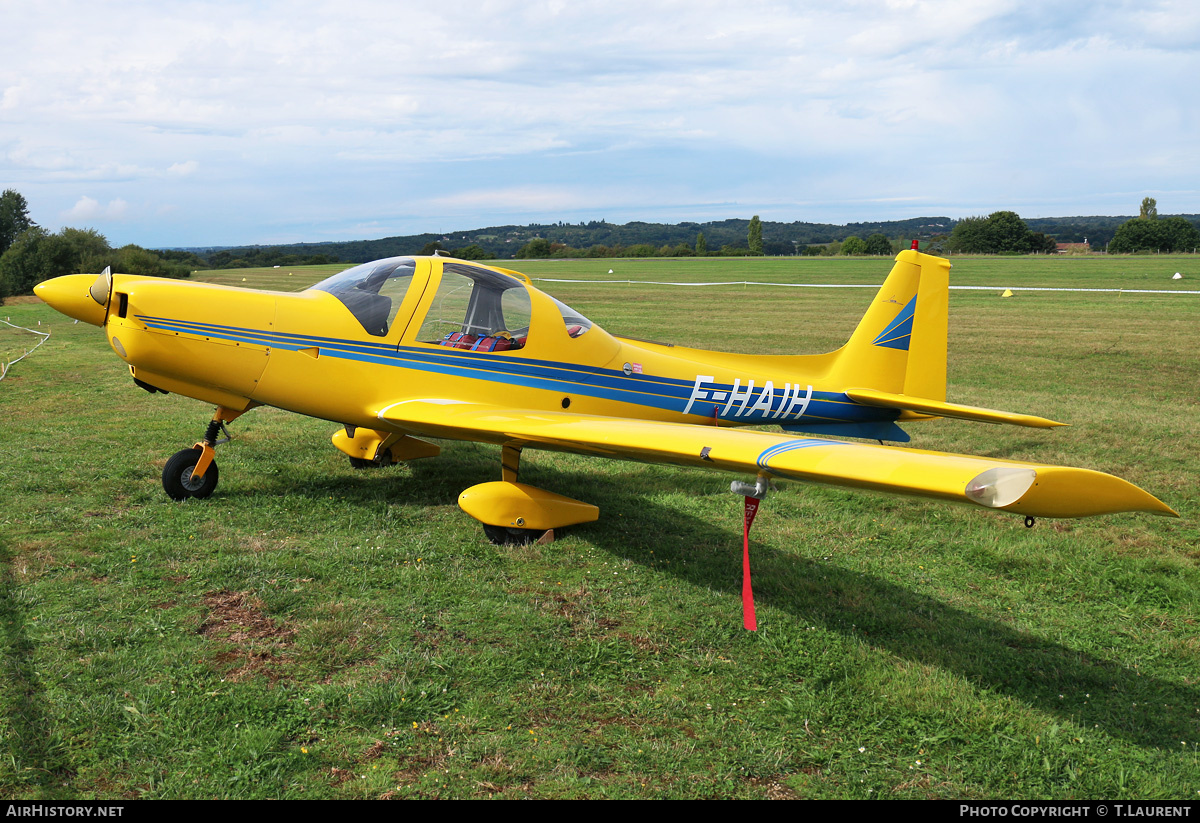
xmin=0 ymin=538 xmax=75 ymax=799
xmin=238 ymin=447 xmax=1198 ymax=751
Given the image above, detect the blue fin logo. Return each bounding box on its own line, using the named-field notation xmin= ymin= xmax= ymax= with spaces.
xmin=872 ymin=295 xmax=917 ymax=350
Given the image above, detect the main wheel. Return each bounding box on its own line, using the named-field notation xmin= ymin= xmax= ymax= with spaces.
xmin=482 ymin=524 xmax=545 ymax=546
xmin=349 ymin=451 xmax=393 ymax=469
xmin=163 ymin=447 xmax=219 ymax=500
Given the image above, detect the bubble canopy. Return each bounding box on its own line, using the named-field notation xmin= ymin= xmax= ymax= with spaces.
xmin=310 ymin=257 xmax=417 ymax=337
xmin=308 ymin=257 xmax=594 ymax=342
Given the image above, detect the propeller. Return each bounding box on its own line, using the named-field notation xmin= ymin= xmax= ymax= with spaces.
xmin=88 ymin=266 xmax=113 ymax=308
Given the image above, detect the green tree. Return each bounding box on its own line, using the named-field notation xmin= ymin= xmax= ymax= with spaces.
xmin=418 ymin=241 xmax=444 ymax=255
xmin=0 ymin=227 xmax=75 ymax=297
xmin=1027 ymin=232 xmax=1058 ymax=254
xmin=841 ymin=235 xmax=867 ymax=255
xmin=983 ymin=210 xmax=1032 ymax=252
xmin=747 ymin=216 xmax=763 ymax=255
xmin=158 ymin=249 xmax=209 ymax=268
xmin=1162 ymin=217 xmax=1200 ymax=251
xmin=451 ymin=244 xmax=490 ymax=260
xmin=515 ymin=238 xmax=551 ymax=258
xmin=923 ymin=235 xmax=949 ymax=254
xmin=113 ymin=245 xmax=191 ymax=279
xmin=947 ymin=211 xmax=1037 ymax=253
xmin=864 ymin=233 xmax=892 ymax=255
xmin=0 ymin=189 xmax=35 ymax=256
xmin=696 ymin=231 xmax=707 ymax=255
xmin=60 ymin=227 xmax=112 ymax=272
xmin=1109 ymin=215 xmax=1200 ymax=253
xmin=947 ymin=216 xmax=987 ymax=252
xmin=1140 ymin=197 xmax=1158 ymax=220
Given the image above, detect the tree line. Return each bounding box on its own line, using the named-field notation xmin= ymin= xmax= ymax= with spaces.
xmin=207 ymin=215 xmax=956 ymax=264
xmin=0 ymin=190 xmax=191 ymax=299
xmin=223 ymin=210 xmax=1200 ymax=264
xmin=507 ymin=219 xmax=903 ymax=259
xmin=4 ymin=186 xmax=1199 ymax=299
xmin=939 ymin=203 xmax=1200 ymax=255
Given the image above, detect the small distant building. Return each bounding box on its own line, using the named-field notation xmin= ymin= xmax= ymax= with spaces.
xmin=1055 ymin=239 xmax=1091 ymax=254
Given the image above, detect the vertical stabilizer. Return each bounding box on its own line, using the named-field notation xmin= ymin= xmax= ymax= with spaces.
xmin=832 ymin=249 xmax=950 ymax=402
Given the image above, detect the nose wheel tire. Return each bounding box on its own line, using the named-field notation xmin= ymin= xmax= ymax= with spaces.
xmin=163 ymin=447 xmax=219 ymax=500
xmin=482 ymin=524 xmax=546 ymax=545
xmin=349 ymin=455 xmax=392 ymax=469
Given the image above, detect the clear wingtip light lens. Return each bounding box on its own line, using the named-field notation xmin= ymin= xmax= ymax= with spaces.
xmin=965 ymin=467 xmax=1037 ymax=508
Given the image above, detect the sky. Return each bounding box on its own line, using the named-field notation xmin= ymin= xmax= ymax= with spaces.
xmin=3 ymin=0 xmax=1199 ymax=248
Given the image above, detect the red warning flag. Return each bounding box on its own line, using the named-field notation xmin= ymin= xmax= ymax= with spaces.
xmin=742 ymin=496 xmax=760 ymax=631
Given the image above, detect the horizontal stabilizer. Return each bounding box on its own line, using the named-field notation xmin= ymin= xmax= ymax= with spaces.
xmin=845 ymin=388 xmax=1066 ymax=428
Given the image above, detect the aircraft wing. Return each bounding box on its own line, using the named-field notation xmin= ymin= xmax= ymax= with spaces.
xmin=376 ymin=400 xmax=1175 ymax=519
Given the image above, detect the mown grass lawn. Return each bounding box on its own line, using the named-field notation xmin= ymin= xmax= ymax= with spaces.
xmin=1 ymin=254 xmax=1197 ymax=799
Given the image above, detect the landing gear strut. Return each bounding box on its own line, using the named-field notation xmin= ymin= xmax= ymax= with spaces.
xmin=163 ymin=406 xmax=241 ymax=501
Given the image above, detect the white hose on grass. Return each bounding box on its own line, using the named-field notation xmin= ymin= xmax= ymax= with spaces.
xmin=0 ymin=318 xmax=52 ymax=381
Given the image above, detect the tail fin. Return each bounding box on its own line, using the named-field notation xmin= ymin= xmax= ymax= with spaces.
xmin=830 ymin=249 xmax=950 ymax=401
xmin=825 ymin=250 xmax=1065 ymax=431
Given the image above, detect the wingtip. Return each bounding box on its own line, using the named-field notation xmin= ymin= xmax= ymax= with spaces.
xmin=1152 ymin=500 xmax=1181 ymax=518
xmin=1005 ymin=467 xmax=1178 ymax=518
xmin=1022 ymin=413 xmax=1068 ymax=428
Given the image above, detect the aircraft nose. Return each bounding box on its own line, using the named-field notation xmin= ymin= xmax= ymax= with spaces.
xmin=34 ymin=273 xmax=110 ymax=326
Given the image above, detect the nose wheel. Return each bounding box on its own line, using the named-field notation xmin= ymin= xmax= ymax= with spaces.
xmin=162 ymin=406 xmax=242 ymax=501
xmin=482 ymin=524 xmax=549 ymax=546
xmin=163 ymin=447 xmax=220 ymax=500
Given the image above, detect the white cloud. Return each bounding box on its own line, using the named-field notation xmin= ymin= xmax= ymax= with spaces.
xmin=63 ymin=196 xmax=129 ymax=221
xmin=1 ymin=82 xmax=28 ymax=111
xmin=431 ymin=185 xmax=592 ymax=212
xmin=5 ymin=0 xmax=1200 ymax=245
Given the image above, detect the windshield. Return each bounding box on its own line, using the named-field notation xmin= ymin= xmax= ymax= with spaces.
xmin=310 ymin=257 xmax=417 ymax=336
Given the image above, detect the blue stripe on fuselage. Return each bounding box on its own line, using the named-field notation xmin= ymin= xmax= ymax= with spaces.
xmin=134 ymin=315 xmax=892 ymax=425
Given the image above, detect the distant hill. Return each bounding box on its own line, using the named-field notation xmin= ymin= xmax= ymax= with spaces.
xmin=170 ymin=213 xmax=1200 ymax=265
xmin=198 ymin=216 xmax=956 ymax=264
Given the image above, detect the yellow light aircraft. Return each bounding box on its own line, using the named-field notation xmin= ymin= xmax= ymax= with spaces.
xmin=35 ymin=249 xmax=1175 ymax=545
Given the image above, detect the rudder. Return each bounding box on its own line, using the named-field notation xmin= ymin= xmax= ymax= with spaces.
xmin=831 ymin=249 xmax=950 ymax=402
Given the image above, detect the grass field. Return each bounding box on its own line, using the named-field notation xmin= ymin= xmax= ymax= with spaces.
xmin=1 ymin=255 xmax=1198 ymax=799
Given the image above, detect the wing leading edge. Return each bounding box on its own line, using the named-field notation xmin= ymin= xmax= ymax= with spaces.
xmin=376 ymin=400 xmax=1176 ymax=519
